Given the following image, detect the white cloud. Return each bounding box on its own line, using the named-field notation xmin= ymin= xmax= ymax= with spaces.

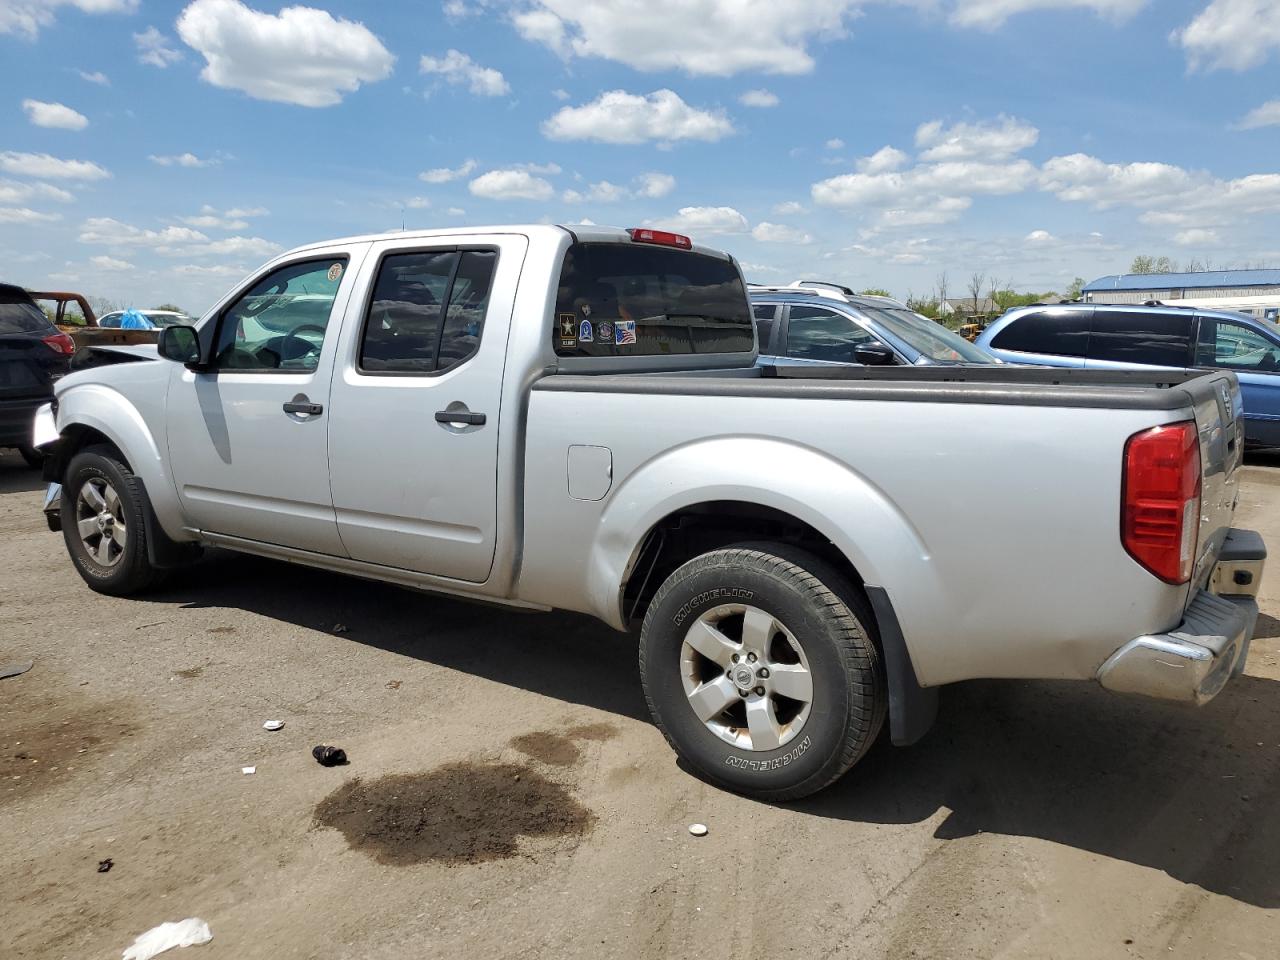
xmin=949 ymin=0 xmax=1147 ymax=29
xmin=857 ymin=145 xmax=908 ymax=173
xmin=447 ymin=206 xmax=466 ymax=216
xmin=176 ymin=0 xmax=395 ymax=107
xmin=90 ymin=255 xmax=134 ymax=269
xmin=542 ymin=89 xmax=734 ymax=144
xmin=1175 ymin=0 xmax=1280 ymax=72
xmin=180 ymin=205 xmax=249 ymax=229
xmin=1025 ymin=229 xmax=1055 ymax=243
xmin=635 ymin=171 xmax=676 ymax=198
xmin=225 ymin=205 xmax=267 ymax=218
xmin=79 ymin=70 xmax=109 ymax=85
xmin=419 ymin=159 xmax=476 ymax=183
xmin=0 ymin=179 xmax=75 ymax=204
xmin=405 ymin=196 xmax=431 ymax=209
xmin=825 ymin=138 xmax=845 ymax=150
xmin=915 ymin=116 xmax=1038 ymax=161
xmin=645 ymin=206 xmax=749 ymax=235
xmin=419 ymin=49 xmax=510 ymax=96
xmin=513 ymin=0 xmax=865 ymax=76
xmin=23 ymin=99 xmax=88 ymax=130
xmin=551 ymin=88 xmax=570 ymax=100
xmin=200 ymin=236 xmax=280 ymax=257
xmin=563 ymin=180 xmax=629 ymax=203
xmin=773 ymin=200 xmax=806 ymax=215
xmin=1175 ymin=228 xmax=1222 ymax=246
xmin=469 ymin=169 xmax=555 ymax=201
xmin=172 ymin=262 xmax=247 ymax=277
xmin=0 ymin=151 xmax=109 ymax=180
xmin=752 ymin=222 xmax=813 ymax=244
xmin=135 ymin=26 xmax=183 ymax=67
xmin=0 ymin=0 xmax=136 ymax=39
xmin=1237 ymin=99 xmax=1280 ymax=130
xmin=79 ymin=217 xmax=209 ymax=248
xmin=739 ymin=89 xmax=779 ymax=108
xmin=0 ymin=207 xmax=61 ymax=224
xmin=149 ymin=152 xmax=219 ymax=168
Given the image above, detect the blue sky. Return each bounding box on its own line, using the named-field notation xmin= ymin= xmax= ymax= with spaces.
xmin=1 ymin=0 xmax=1278 ymax=313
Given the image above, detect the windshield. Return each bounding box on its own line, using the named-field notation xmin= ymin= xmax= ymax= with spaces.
xmin=553 ymin=242 xmax=753 ymax=357
xmin=861 ymin=306 xmax=995 ymax=364
xmin=0 ymin=297 xmax=54 ymax=335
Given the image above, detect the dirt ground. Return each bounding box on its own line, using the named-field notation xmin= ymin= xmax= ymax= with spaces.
xmin=2 ymin=446 xmax=1277 ymax=960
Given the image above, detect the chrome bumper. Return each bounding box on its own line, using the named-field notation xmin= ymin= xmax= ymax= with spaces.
xmin=43 ymin=481 xmax=61 ymax=532
xmin=1098 ymin=530 xmax=1267 ymax=710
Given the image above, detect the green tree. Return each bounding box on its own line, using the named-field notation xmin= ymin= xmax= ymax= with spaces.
xmin=1129 ymin=255 xmax=1177 ymax=275
xmin=859 ymin=288 xmax=892 ymax=298
xmin=1066 ymin=277 xmax=1085 ymax=300
xmin=154 ymin=302 xmax=185 ymax=313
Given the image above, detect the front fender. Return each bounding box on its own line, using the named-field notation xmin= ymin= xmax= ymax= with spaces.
xmin=586 ymin=436 xmax=935 ymax=631
xmin=53 ymin=384 xmax=190 ymax=542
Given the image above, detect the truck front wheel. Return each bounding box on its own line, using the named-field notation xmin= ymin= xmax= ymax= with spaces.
xmin=61 ymin=445 xmax=167 ymax=596
xmin=639 ymin=545 xmax=886 ymax=801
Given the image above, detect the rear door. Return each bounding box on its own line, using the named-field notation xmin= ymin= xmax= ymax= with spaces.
xmin=325 ymin=233 xmax=526 ymax=582
xmin=1084 ymin=308 xmax=1194 ymax=370
xmin=752 ymin=302 xmax=779 ymax=354
xmin=986 ymin=308 xmax=1092 ymax=367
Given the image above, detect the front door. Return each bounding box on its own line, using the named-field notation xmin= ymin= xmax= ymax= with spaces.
xmin=1196 ymin=315 xmax=1280 ymax=446
xmin=326 ymin=234 xmax=526 ymax=582
xmin=166 ymin=248 xmax=367 ymax=554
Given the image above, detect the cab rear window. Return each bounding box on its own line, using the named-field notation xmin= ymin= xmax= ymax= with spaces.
xmin=552 ymin=242 xmax=752 ymax=357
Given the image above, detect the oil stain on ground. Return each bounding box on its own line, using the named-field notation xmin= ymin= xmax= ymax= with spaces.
xmin=510 ymin=722 xmax=618 ymax=767
xmin=314 ymin=763 xmax=594 ymax=866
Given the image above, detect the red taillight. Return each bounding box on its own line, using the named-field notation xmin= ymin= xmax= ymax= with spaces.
xmin=42 ymin=332 xmax=75 ymax=355
xmin=1122 ymin=421 xmax=1201 ymax=584
xmin=627 ymin=228 xmax=692 ymax=250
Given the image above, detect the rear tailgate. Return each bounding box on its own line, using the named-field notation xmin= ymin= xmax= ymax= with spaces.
xmin=1188 ymin=372 xmax=1246 ymax=596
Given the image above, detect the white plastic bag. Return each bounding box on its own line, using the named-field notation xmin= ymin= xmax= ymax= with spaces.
xmin=121 ymin=918 xmax=212 ymax=960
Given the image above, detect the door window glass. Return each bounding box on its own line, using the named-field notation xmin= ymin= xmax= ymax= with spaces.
xmin=214 ymin=258 xmax=347 ymax=371
xmin=989 ymin=309 xmax=1091 ymax=357
xmin=1088 ymin=310 xmax=1192 ymax=366
xmin=1197 ymin=319 xmax=1280 ymax=371
xmin=359 ymin=249 xmax=497 ymax=374
xmin=753 ymin=303 xmax=778 ymax=352
xmin=786 ymin=306 xmax=875 ymax=362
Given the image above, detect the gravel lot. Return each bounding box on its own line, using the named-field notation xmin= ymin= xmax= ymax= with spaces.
xmin=2 ymin=446 xmax=1277 ymax=960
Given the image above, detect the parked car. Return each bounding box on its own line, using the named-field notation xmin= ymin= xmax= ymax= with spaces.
xmin=0 ymin=283 xmax=73 ymax=466
xmin=28 ymin=289 xmax=164 ymax=349
xmin=750 ymin=281 xmax=997 ymax=367
xmin=978 ymin=303 xmax=1280 ymax=447
xmin=32 ymin=225 xmax=1264 ymax=800
xmin=97 ymin=309 xmax=194 ymax=330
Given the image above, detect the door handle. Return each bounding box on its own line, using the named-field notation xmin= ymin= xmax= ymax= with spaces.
xmin=435 ymin=410 xmax=486 ymax=426
xmin=283 ymin=397 xmax=323 ymax=416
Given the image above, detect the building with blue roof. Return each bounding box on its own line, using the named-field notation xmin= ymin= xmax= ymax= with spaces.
xmin=1083 ymin=270 xmax=1280 ymax=321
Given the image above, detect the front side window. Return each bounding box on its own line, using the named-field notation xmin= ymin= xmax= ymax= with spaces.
xmin=359 ymin=249 xmax=496 ymax=375
xmin=786 ymin=306 xmax=876 ymax=362
xmin=1088 ymin=310 xmax=1192 ymax=366
xmin=860 ymin=306 xmax=992 ymax=363
xmin=553 ymin=242 xmax=752 ymax=357
xmin=990 ymin=309 xmax=1091 ymax=357
xmin=1197 ymin=318 xmax=1280 ymax=371
xmin=214 ymin=257 xmax=347 ymax=372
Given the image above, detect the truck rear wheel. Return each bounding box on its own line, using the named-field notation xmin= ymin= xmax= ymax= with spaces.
xmin=639 ymin=544 xmax=886 ymax=801
xmin=61 ymin=445 xmax=167 ymax=596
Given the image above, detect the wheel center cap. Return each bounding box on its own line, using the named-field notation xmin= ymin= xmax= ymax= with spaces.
xmin=732 ymin=665 xmax=757 ymax=691
xmin=96 ymin=513 xmax=111 ymax=531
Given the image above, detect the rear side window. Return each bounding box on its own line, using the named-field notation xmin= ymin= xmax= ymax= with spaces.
xmin=753 ymin=303 xmax=778 ymax=352
xmin=552 ymin=242 xmax=752 ymax=357
xmin=360 ymin=249 xmax=497 ymax=374
xmin=786 ymin=306 xmax=876 ymax=362
xmin=1088 ymin=310 xmax=1192 ymax=366
xmin=0 ymin=295 xmax=54 ymax=335
xmin=990 ymin=310 xmax=1091 ymax=357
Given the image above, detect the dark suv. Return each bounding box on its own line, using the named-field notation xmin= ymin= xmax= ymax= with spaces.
xmin=977 ymin=302 xmax=1280 ymax=446
xmin=0 ymin=283 xmax=74 ymax=466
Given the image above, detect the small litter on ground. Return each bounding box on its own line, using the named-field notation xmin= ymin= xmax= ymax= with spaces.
xmin=242 ymin=766 xmax=256 ymax=775
xmin=97 ymin=858 xmax=113 ymax=873
xmin=312 ymin=745 xmax=347 ymax=767
xmin=262 ymin=720 xmax=284 ymax=731
xmin=0 ymin=661 xmax=33 ymax=680
xmin=332 ymin=623 xmax=349 ymax=634
xmin=121 ymin=918 xmax=212 ymax=960
xmin=688 ymin=823 xmax=708 ymax=837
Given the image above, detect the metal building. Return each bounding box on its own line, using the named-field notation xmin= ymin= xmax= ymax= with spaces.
xmin=1083 ymin=269 xmax=1280 ymax=321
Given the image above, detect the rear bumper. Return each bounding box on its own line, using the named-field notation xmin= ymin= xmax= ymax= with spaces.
xmin=0 ymin=394 xmax=49 ymax=446
xmin=1098 ymin=530 xmax=1265 ymax=705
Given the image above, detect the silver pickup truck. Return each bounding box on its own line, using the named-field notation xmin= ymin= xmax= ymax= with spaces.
xmin=33 ymin=224 xmax=1266 ymax=800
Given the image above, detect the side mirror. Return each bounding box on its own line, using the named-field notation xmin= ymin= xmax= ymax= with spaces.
xmin=157 ymin=324 xmax=202 ymax=367
xmin=854 ymin=343 xmax=897 ymax=366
